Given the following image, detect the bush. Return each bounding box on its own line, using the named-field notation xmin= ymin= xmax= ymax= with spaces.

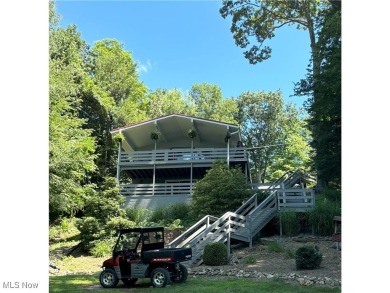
xmin=191 ymin=161 xmax=251 ymax=219
xmin=295 ymin=245 xmax=323 ymax=270
xmin=280 ymin=210 xmax=299 ymax=237
xmin=203 ymin=242 xmax=228 ymax=266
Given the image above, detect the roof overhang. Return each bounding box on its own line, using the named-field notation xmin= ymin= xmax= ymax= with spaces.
xmin=111 ymin=114 xmax=241 ymax=152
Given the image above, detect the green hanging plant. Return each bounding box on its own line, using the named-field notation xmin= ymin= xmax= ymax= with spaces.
xmin=188 ymin=129 xmax=197 ymax=139
xmin=113 ymin=133 xmax=125 ymax=143
xmin=150 ymin=130 xmax=160 ymax=140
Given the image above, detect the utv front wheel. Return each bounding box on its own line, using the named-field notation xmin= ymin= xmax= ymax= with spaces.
xmin=99 ymin=268 xmax=119 ymax=288
xmin=172 ymin=264 xmax=188 ymax=283
xmin=151 ymin=267 xmax=170 ymax=288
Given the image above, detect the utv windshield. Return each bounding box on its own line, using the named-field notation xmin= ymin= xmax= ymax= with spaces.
xmin=115 ymin=232 xmax=140 ymax=252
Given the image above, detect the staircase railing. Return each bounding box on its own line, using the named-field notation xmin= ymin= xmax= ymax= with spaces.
xmin=168 ymin=169 xmax=315 ymax=265
xmin=168 ymin=214 xmax=219 ymax=248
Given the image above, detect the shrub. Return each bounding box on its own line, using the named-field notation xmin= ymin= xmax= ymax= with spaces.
xmin=267 ymin=241 xmax=284 ymax=252
xmin=191 ymin=161 xmax=251 ymax=219
xmin=295 ymin=245 xmax=323 ymax=270
xmin=280 ymin=210 xmax=299 ymax=237
xmin=203 ymin=242 xmax=228 ymax=266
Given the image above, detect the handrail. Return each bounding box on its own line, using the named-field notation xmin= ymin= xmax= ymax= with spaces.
xmin=168 ymin=214 xmax=218 ymax=247
xmin=189 ymin=211 xmax=246 ymax=247
xmin=235 ymin=193 xmax=257 ymax=214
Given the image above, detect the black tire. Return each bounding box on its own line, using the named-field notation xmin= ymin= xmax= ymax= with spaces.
xmin=99 ymin=268 xmax=119 ymax=288
xmin=122 ymin=278 xmax=138 ymax=287
xmin=171 ymin=264 xmax=188 ymax=283
xmin=150 ymin=267 xmax=170 ymax=288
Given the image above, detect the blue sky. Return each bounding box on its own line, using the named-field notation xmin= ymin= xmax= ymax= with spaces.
xmin=56 ymin=0 xmax=311 ymax=108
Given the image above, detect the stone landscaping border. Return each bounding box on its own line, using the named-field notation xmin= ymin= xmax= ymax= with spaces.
xmin=188 ymin=267 xmax=341 ymax=287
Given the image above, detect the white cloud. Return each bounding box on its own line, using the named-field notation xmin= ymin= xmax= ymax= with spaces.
xmin=137 ymin=59 xmax=153 ymax=74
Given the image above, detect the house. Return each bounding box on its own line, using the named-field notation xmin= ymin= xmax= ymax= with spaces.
xmin=110 ymin=114 xmax=249 ymax=209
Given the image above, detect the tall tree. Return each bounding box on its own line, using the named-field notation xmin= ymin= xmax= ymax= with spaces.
xmin=190 ymin=83 xmax=238 ymax=123
xmin=235 ymin=91 xmax=312 ymax=183
xmin=82 ymin=39 xmax=148 ymax=180
xmin=220 ymin=0 xmax=329 ymax=78
xmin=49 ymin=2 xmax=96 ymax=221
xmin=267 ymin=104 xmax=313 ymax=181
xmin=295 ymin=2 xmax=341 ymax=187
xmin=145 ymin=88 xmax=193 ymax=118
xmin=220 ymin=0 xmax=339 ymax=190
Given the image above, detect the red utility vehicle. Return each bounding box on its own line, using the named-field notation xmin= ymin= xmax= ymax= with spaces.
xmin=99 ymin=227 xmax=191 ymax=288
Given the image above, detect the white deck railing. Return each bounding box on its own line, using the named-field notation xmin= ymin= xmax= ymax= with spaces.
xmin=120 ymin=182 xmax=193 ymax=197
xmin=119 ymin=147 xmax=247 ymax=166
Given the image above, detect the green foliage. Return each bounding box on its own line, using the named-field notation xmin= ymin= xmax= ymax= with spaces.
xmin=294 ymin=4 xmax=341 ymax=188
xmin=309 ymin=194 xmax=341 ymax=236
xmin=49 ymin=218 xmax=79 ymax=242
xmin=190 ymin=83 xmax=238 ymax=124
xmin=295 ymin=245 xmax=323 ymax=270
xmin=75 ymin=217 xmax=102 ymax=244
xmin=145 ymin=88 xmax=193 ymax=118
xmin=125 ymin=207 xmax=149 ymax=225
xmin=267 ymin=241 xmax=284 ymax=253
xmin=147 ymin=203 xmax=193 ymax=228
xmin=90 ymin=239 xmax=115 ymax=257
xmin=220 ymin=0 xmax=326 ymax=65
xmin=321 ymin=188 xmax=341 ymax=203
xmin=235 ymin=91 xmax=312 ymax=183
xmin=280 ymin=210 xmax=299 ymax=237
xmin=191 ymin=161 xmax=251 ymax=219
xmin=49 ymin=20 xmax=97 ymax=221
xmin=105 ymin=217 xmax=136 ymax=236
xmin=203 ymin=242 xmax=228 ymax=266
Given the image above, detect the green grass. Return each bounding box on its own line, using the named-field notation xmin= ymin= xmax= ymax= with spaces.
xmin=49 ymin=274 xmax=341 ymax=293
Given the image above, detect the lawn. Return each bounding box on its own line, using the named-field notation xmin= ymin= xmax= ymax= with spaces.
xmin=49 ymin=273 xmax=341 ymax=293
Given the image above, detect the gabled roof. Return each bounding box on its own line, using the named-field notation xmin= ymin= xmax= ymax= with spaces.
xmin=111 ymin=114 xmax=241 ymax=152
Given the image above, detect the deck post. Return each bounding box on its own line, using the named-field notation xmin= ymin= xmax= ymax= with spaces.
xmin=279 ymin=212 xmax=283 ymax=237
xmin=227 ymin=219 xmax=231 ymax=258
xmin=116 ymin=139 xmax=122 ymax=183
xmin=249 ymin=215 xmax=253 ymax=248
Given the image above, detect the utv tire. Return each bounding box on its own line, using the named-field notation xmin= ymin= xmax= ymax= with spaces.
xmin=171 ymin=264 xmax=188 ymax=283
xmin=122 ymin=278 xmax=138 ymax=287
xmin=151 ymin=267 xmax=170 ymax=288
xmin=99 ymin=268 xmax=119 ymax=288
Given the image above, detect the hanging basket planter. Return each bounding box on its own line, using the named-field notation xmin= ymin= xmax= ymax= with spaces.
xmin=150 ymin=130 xmax=160 ymax=140
xmin=113 ymin=133 xmax=125 ymax=143
xmin=188 ymin=129 xmax=197 ymax=139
